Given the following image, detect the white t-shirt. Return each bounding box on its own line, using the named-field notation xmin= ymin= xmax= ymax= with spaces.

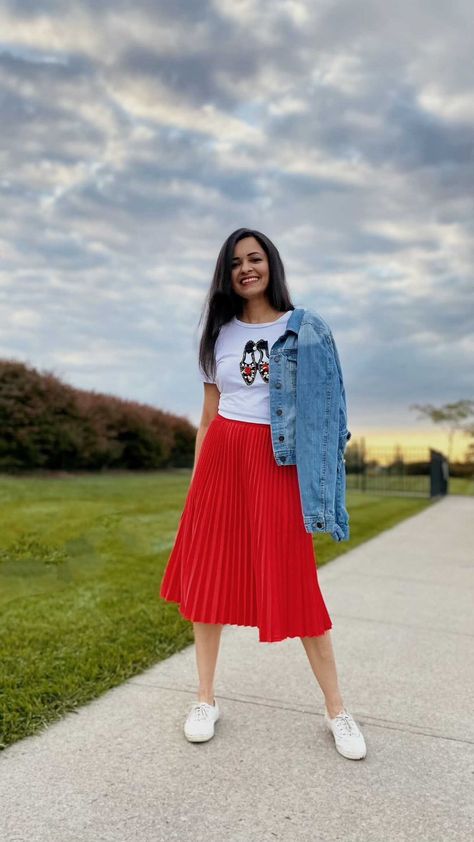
xmin=198 ymin=310 xmax=293 ymax=424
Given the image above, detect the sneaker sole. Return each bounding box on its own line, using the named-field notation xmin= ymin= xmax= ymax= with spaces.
xmin=184 ymin=730 xmax=215 ymax=742
xmin=334 ymin=745 xmax=367 ymax=760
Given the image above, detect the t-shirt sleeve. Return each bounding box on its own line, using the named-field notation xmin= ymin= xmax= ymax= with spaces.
xmin=198 ymin=361 xmax=215 ymax=384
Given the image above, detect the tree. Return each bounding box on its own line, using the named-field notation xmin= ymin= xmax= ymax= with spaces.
xmin=409 ymin=400 xmax=474 ymax=462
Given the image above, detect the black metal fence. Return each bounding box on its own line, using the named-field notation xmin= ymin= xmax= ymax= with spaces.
xmin=346 ymin=440 xmax=449 ymax=498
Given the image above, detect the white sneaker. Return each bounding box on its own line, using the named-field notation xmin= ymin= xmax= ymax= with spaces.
xmin=184 ymin=698 xmax=220 ymax=742
xmin=324 ymin=708 xmax=367 ymax=759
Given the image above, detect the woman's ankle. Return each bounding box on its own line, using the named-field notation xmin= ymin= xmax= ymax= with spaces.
xmin=325 ymin=700 xmax=345 ymax=718
xmin=198 ymin=690 xmax=215 ymax=704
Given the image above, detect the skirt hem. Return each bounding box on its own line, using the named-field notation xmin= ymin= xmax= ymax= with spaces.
xmin=160 ymin=595 xmax=333 ymax=644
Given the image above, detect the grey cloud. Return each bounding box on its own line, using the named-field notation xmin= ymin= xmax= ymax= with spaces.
xmin=117 ymin=45 xmax=254 ymax=110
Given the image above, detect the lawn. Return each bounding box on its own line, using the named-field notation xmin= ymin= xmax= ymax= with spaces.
xmin=0 ymin=470 xmax=438 ymax=749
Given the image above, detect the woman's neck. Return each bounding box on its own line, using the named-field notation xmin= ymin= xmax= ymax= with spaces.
xmin=238 ymin=301 xmax=286 ymax=324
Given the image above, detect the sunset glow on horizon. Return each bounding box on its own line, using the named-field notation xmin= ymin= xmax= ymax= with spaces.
xmin=348 ymin=428 xmax=469 ymax=464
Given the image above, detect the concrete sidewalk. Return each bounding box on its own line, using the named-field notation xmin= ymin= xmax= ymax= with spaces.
xmin=1 ymin=495 xmax=473 ymax=842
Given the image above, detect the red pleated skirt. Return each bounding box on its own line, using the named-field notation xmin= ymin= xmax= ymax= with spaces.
xmin=158 ymin=412 xmax=332 ymax=643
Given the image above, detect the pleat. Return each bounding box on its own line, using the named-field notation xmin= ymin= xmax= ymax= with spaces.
xmin=159 ymin=413 xmax=332 ymax=643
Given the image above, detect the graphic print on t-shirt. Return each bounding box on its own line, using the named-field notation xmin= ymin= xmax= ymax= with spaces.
xmin=240 ymin=339 xmax=270 ymax=385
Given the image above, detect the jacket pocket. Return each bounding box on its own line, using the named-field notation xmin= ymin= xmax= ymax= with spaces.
xmin=282 ymin=348 xmax=297 ymax=389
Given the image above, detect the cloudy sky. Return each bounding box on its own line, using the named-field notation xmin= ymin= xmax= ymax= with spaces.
xmin=1 ymin=1 xmax=472 ymax=459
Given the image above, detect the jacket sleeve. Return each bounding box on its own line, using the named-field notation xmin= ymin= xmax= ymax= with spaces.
xmin=295 ymin=321 xmax=345 ymax=540
xmin=328 ymin=332 xmax=352 ymax=540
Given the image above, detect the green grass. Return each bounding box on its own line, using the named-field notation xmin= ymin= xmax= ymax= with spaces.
xmin=449 ymin=476 xmax=474 ymax=496
xmin=0 ymin=471 xmax=435 ymax=750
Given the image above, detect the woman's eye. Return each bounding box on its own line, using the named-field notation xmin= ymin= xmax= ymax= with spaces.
xmin=232 ymin=258 xmax=262 ymax=268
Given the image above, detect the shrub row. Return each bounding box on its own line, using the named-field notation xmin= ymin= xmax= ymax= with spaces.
xmin=0 ymin=360 xmax=196 ymax=472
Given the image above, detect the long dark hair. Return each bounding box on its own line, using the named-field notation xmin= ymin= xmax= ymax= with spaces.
xmin=198 ymin=228 xmax=295 ymax=382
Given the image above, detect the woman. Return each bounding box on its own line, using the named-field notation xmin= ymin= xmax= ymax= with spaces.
xmin=159 ymin=228 xmax=366 ymax=760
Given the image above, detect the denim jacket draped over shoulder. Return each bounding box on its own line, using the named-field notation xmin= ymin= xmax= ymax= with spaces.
xmin=268 ymin=307 xmax=352 ymax=542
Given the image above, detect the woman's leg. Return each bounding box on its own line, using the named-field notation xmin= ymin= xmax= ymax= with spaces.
xmin=300 ymin=629 xmax=345 ymax=718
xmin=193 ymin=621 xmax=224 ymax=704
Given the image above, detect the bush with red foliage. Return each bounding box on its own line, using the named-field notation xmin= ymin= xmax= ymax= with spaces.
xmin=0 ymin=360 xmax=196 ymax=472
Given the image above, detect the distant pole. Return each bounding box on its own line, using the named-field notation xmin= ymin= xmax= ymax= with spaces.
xmin=430 ymin=449 xmax=449 ymax=497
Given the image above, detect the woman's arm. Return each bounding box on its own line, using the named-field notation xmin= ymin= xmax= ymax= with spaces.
xmin=191 ymin=383 xmax=220 ymax=481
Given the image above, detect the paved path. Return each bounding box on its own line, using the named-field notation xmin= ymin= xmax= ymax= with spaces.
xmin=1 ymin=495 xmax=473 ymax=842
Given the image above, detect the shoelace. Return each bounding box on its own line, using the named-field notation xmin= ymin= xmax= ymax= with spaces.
xmin=332 ymin=712 xmax=359 ymax=737
xmin=189 ymin=702 xmax=212 ymax=721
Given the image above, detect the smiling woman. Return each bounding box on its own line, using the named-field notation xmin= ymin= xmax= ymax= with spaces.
xmin=158 ymin=227 xmax=367 ymax=759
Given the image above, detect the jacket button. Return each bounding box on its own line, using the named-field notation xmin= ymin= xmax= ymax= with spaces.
xmin=280 ymin=455 xmax=286 ymax=463
xmin=276 ymin=409 xmax=283 ymax=416
xmin=275 ymin=382 xmax=282 ymax=389
xmin=316 ymin=521 xmax=323 ymax=528
xmin=274 ymin=355 xmax=280 ymax=362
xmin=279 ymin=435 xmax=284 ymax=441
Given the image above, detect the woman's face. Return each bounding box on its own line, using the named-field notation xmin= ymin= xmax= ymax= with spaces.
xmin=230 ymin=236 xmax=270 ymax=301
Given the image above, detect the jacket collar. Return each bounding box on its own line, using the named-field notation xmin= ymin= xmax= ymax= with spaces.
xmin=285 ymin=307 xmax=305 ymax=335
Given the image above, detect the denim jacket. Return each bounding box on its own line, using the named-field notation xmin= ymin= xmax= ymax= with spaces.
xmin=268 ymin=307 xmax=352 ymax=542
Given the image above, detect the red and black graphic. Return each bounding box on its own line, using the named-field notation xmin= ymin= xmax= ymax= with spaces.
xmin=240 ymin=339 xmax=270 ymax=385
xmin=256 ymin=339 xmax=270 ymax=382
